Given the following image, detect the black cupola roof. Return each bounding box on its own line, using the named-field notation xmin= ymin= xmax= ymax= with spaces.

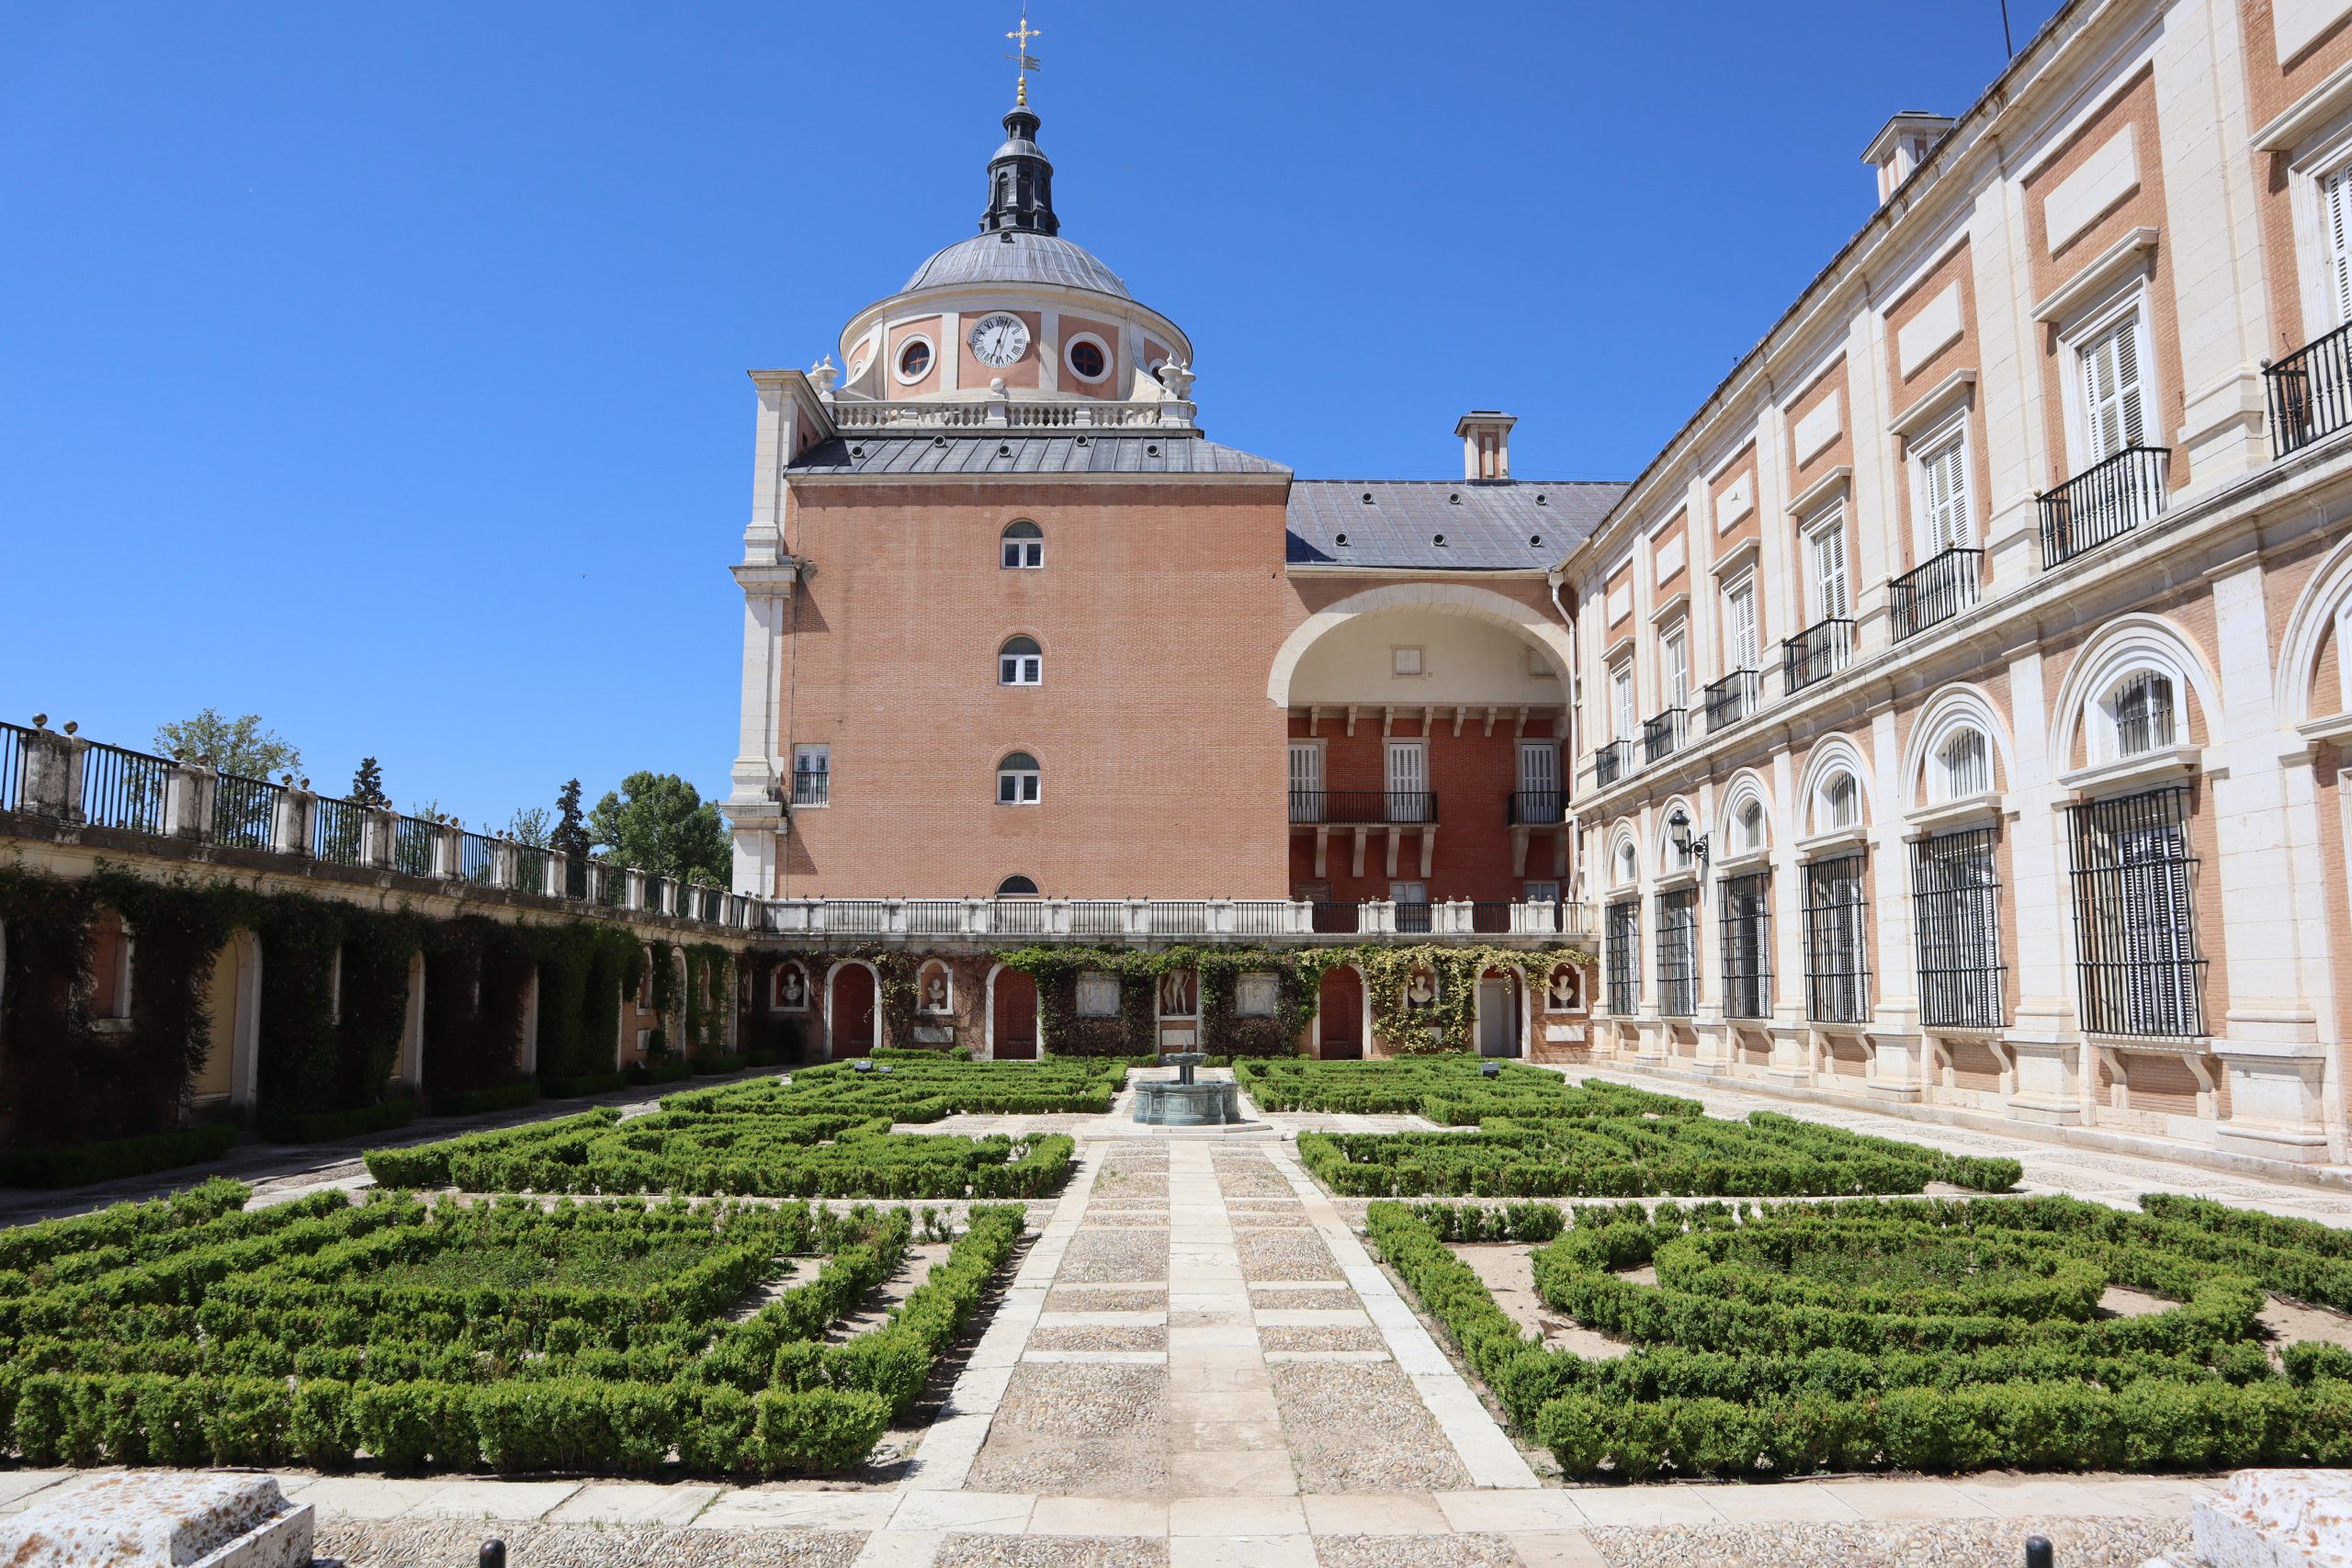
xmin=980 ymin=107 xmax=1058 ymax=236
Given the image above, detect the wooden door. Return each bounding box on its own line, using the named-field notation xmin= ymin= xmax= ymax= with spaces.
xmin=992 ymin=970 xmax=1038 ymax=1060
xmin=831 ymin=964 xmax=876 ymax=1058
xmin=1477 ymin=972 xmax=1518 ymax=1057
xmin=1317 ymin=966 xmax=1363 ymax=1059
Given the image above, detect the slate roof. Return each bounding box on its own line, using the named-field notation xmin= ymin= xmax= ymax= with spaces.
xmin=903 ymin=232 xmax=1131 ymax=299
xmin=1285 ymin=479 xmax=1625 ymax=570
xmin=788 ymin=429 xmax=1288 ymax=478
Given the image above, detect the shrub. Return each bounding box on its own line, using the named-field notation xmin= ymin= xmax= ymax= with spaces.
xmin=0 ymin=1126 xmax=240 ymax=1189
xmin=258 ymin=1100 xmax=415 ymax=1145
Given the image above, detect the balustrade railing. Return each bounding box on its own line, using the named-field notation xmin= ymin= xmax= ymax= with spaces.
xmin=2038 ymin=446 xmax=2169 ymax=569
xmin=2267 ymin=320 xmax=2352 ymax=457
xmin=1782 ymin=618 xmax=1855 ymax=695
xmin=0 ymin=722 xmax=28 ymax=814
xmin=1506 ymin=789 xmax=1565 ymax=827
xmin=829 ymin=398 xmax=1184 ymax=431
xmin=1288 ymin=789 xmax=1436 ymax=825
xmin=1890 ymin=547 xmax=1983 ymax=641
xmin=214 ymin=773 xmax=284 ymax=852
xmin=759 ymin=895 xmax=1591 ymax=942
xmin=1593 ymin=739 xmax=1634 ymax=790
xmin=392 ymin=816 xmax=438 ymax=878
xmin=1703 ymin=669 xmax=1762 ymax=733
xmin=81 ymin=741 xmax=174 ymax=835
xmin=310 ymin=795 xmax=368 ymax=866
xmin=459 ymin=830 xmax=498 ymax=884
xmin=1642 ymin=707 xmax=1688 ymax=765
xmin=515 ymin=845 xmax=550 ymax=897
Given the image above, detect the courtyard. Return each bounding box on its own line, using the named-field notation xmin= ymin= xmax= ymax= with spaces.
xmin=5 ymin=1055 xmax=2349 ymax=1567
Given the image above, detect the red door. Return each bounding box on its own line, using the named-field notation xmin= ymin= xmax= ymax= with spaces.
xmin=831 ymin=964 xmax=876 ymax=1058
xmin=1317 ymin=967 xmax=1363 ymax=1059
xmin=992 ymin=970 xmax=1038 ymax=1060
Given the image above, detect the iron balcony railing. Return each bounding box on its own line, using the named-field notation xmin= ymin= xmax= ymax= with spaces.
xmin=1287 ymin=789 xmax=1437 ymax=826
xmin=1703 ymin=669 xmax=1762 ymax=733
xmin=1593 ymin=739 xmax=1634 ymax=790
xmin=2038 ymin=446 xmax=2170 ymax=569
xmin=1393 ymin=900 xmax=1433 ymax=934
xmin=460 ymin=830 xmax=498 ymax=884
xmin=2267 ymin=320 xmax=2352 ymax=457
xmin=310 ymin=795 xmax=368 ymax=866
xmin=393 ymin=815 xmax=439 ymax=878
xmin=1781 ymin=619 xmax=1855 ymax=696
xmin=1312 ymin=900 xmax=1361 ymax=934
xmin=1889 ymin=547 xmax=1983 ymax=641
xmin=791 ymin=769 xmax=830 ymax=807
xmin=213 ymin=773 xmax=284 ymax=852
xmin=1506 ymin=788 xmax=1565 ymax=827
xmin=0 ymin=722 xmax=29 ymax=813
xmin=1642 ymin=707 xmax=1688 ymax=765
xmin=81 ymin=740 xmax=175 ymax=836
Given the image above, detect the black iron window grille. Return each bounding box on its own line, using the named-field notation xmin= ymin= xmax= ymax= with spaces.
xmin=1604 ymin=898 xmax=1640 ymax=1016
xmin=2038 ymin=446 xmax=2169 ymax=568
xmin=1889 ymin=547 xmax=1983 ymax=641
xmin=1911 ymin=828 xmax=2006 ymax=1030
xmin=1802 ymin=853 xmax=1871 ymax=1024
xmin=1704 ymin=670 xmax=1762 ymax=733
xmin=2266 ymin=319 xmax=2352 ymax=457
xmin=2065 ymin=786 xmax=2207 ymax=1038
xmin=1656 ymin=888 xmax=1698 ymax=1017
xmin=1720 ymin=871 xmax=1772 ymax=1021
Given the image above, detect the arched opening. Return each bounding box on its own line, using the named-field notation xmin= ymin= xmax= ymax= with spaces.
xmin=1815 ymin=772 xmax=1862 ymax=833
xmin=997 ymin=751 xmax=1042 ymax=806
xmin=1001 ymin=520 xmax=1043 ymax=570
xmin=827 ymin=962 xmax=877 ymax=1059
xmin=995 ymin=874 xmax=1040 ymax=897
xmin=1317 ymin=964 xmax=1365 ymax=1059
xmin=1932 ymin=728 xmax=1993 ymax=801
xmin=999 ymin=636 xmax=1043 ymax=686
xmin=989 ymin=964 xmax=1038 ymax=1060
xmin=1476 ymin=967 xmax=1522 ymax=1057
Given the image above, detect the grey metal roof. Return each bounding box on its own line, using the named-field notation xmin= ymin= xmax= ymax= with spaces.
xmin=790 ymin=429 xmax=1287 ymax=478
xmin=1285 ymin=479 xmax=1625 ymax=570
xmin=903 ymin=232 xmax=1130 ymax=299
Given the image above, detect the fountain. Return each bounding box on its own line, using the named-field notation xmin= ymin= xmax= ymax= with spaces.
xmin=1131 ymin=1051 xmax=1240 ymax=1125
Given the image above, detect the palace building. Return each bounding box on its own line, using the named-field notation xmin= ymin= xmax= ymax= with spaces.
xmin=723 ymin=0 xmax=2352 ymax=1166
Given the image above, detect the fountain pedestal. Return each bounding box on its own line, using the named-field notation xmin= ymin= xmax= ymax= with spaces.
xmin=1132 ymin=1051 xmax=1240 ymax=1125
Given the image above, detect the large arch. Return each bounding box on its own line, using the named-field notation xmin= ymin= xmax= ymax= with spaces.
xmin=1902 ymin=682 xmax=2017 ymax=809
xmin=1267 ymin=582 xmax=1576 ymax=707
xmin=2276 ymin=533 xmax=2352 ymax=727
xmin=2046 ymin=612 xmax=2222 ymax=769
xmin=1714 ymin=768 xmax=1773 ymax=857
xmin=1794 ymin=733 xmax=1874 ymax=838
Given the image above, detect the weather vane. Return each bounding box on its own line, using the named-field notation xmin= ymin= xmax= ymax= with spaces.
xmin=1004 ymin=8 xmax=1041 ymax=108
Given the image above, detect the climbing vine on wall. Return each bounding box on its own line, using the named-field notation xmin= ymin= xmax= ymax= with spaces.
xmin=420 ymin=916 xmax=537 ymax=1094
xmin=759 ymin=948 xmax=917 ymax=1054
xmin=681 ymin=942 xmax=737 ymax=1058
xmin=531 ymin=922 xmax=641 ymax=1079
xmin=254 ymin=897 xmax=420 ymax=1118
xmin=1352 ymin=943 xmax=1591 ymax=1054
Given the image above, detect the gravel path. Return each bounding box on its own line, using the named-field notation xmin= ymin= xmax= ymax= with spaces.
xmin=1092 ymin=1170 xmax=1169 ymax=1200
xmin=1238 ymin=1228 xmax=1340 ymax=1281
xmin=1030 ymin=1324 xmax=1169 ymax=1351
xmin=1315 ymin=1535 xmax=1526 ymax=1568
xmin=315 ymin=1520 xmax=865 ymax=1567
xmin=1058 ymin=1230 xmax=1170 ymax=1283
xmin=1585 ymin=1517 xmax=2193 ymax=1568
xmin=1252 ymin=1286 xmax=1361 ymax=1310
xmin=1271 ymin=1362 xmax=1474 ymax=1492
xmin=1214 ymin=1165 xmax=1293 ymax=1199
xmin=1047 ymin=1286 xmax=1166 ymax=1312
xmin=1260 ymin=1325 xmax=1385 ymax=1352
xmin=965 ymin=1362 xmax=1171 ymax=1495
xmin=936 ymin=1537 xmax=1167 ymax=1568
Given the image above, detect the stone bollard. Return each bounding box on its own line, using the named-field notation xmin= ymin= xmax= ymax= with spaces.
xmin=2024 ymin=1538 xmax=2052 ymax=1568
xmin=481 ymin=1541 xmax=508 ymax=1568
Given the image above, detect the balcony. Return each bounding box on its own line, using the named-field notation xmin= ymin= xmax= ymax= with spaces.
xmin=1506 ymin=788 xmax=1566 ymax=827
xmin=1781 ymin=618 xmax=1854 ymax=695
xmin=1703 ymin=669 xmax=1762 ymax=733
xmin=1593 ymin=739 xmax=1634 ymax=790
xmin=1288 ymin=789 xmax=1437 ymax=826
xmin=1642 ymin=707 xmax=1688 ymax=765
xmin=2038 ymin=446 xmax=2169 ymax=569
xmin=764 ymin=896 xmax=1592 ymax=943
xmin=2267 ymin=321 xmax=2352 ymax=457
xmin=1889 ymin=547 xmax=1983 ymax=641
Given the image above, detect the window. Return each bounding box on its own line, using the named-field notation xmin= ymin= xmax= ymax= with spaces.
xmin=1807 ymin=513 xmax=1850 ymax=623
xmin=2326 ymin=164 xmax=2352 ymax=329
xmin=1817 ymin=773 xmax=1861 ymax=833
xmin=895 ymin=337 xmax=933 ymax=384
xmin=1001 ymin=521 xmax=1043 ymax=570
xmin=996 ymin=874 xmax=1039 ymax=897
xmin=1393 ymin=646 xmax=1425 ymax=677
xmin=1721 ymin=871 xmax=1772 ymax=1020
xmin=1076 ymin=972 xmax=1121 ymax=1018
xmin=2110 ymin=671 xmax=2177 ymax=757
xmin=1660 ymin=626 xmax=1690 ymax=708
xmin=1912 ymin=827 xmax=2006 ymax=1030
xmin=1604 ymin=898 xmax=1640 ymax=1014
xmin=1391 ymin=880 xmax=1430 ymax=932
xmin=1289 ymin=741 xmax=1323 ymax=822
xmin=1612 ymin=839 xmax=1639 ymax=887
xmin=1803 ymin=853 xmax=1871 ymax=1024
xmin=1524 ymin=880 xmax=1561 ymax=903
xmin=1527 ymin=647 xmax=1557 ymax=678
xmin=1611 ymin=663 xmax=1635 ymax=740
xmin=1725 ymin=581 xmax=1759 ymax=671
xmin=1917 ymin=425 xmax=1972 ymax=552
xmin=2066 ymin=787 xmax=2206 ymax=1037
xmin=1385 ymin=739 xmax=1429 ymax=821
xmin=1517 ymin=741 xmax=1559 ymax=820
xmin=1235 ymin=973 xmax=1279 ymax=1018
xmin=2081 ymin=313 xmax=2148 ymax=462
xmin=1733 ymin=799 xmax=1767 ymax=856
xmin=792 ymin=744 xmax=831 ymax=807
xmin=1656 ymin=888 xmax=1698 ymax=1017
xmin=999 ymin=636 xmax=1042 ymax=685
xmin=1934 ymin=728 xmax=1993 ymax=802
xmin=996 ymin=751 xmax=1042 ymax=806
xmin=1065 ymin=334 xmax=1109 ymax=382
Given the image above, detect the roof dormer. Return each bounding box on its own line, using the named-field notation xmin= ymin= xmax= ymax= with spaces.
xmin=1862 ymin=111 xmax=1954 ymax=205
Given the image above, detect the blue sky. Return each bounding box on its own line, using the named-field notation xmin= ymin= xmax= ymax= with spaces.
xmin=1 ymin=1 xmax=2064 ymax=831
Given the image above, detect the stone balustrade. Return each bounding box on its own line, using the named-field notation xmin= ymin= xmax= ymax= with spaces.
xmin=827 ymin=396 xmax=1195 ymax=431
xmin=762 ymin=896 xmax=1590 ymax=945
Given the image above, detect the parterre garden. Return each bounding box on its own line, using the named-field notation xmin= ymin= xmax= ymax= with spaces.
xmin=0 ymin=1051 xmax=1125 ymax=1476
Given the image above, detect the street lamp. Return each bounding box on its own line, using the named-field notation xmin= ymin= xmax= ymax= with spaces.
xmin=1667 ymin=806 xmax=1708 ymax=863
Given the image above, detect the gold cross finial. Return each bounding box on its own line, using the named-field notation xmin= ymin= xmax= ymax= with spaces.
xmin=1004 ymin=8 xmax=1042 ymax=107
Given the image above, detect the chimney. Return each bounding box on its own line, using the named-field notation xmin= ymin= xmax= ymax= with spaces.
xmin=1862 ymin=112 xmax=1954 ymax=205
xmin=1455 ymin=410 xmax=1516 ymax=482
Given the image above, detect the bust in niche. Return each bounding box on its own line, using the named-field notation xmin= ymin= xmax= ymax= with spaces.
xmin=777 ymin=967 xmax=808 ymax=1010
xmin=1404 ymin=971 xmax=1436 ymax=1010
xmin=1546 ymin=965 xmax=1581 ymax=1012
xmin=922 ymin=969 xmax=951 ymax=1014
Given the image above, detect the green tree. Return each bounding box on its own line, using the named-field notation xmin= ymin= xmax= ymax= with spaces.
xmin=153 ymin=709 xmax=301 ymax=780
xmin=551 ymin=780 xmax=590 ymax=860
xmin=348 ymin=758 xmax=389 ymax=808
xmin=503 ymin=806 xmax=551 ymax=847
xmin=586 ymin=773 xmax=730 ymax=886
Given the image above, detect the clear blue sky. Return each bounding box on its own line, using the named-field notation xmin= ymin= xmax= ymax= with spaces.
xmin=1 ymin=1 xmax=2064 ymax=832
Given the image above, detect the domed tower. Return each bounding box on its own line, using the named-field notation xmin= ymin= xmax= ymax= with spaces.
xmin=826 ymin=98 xmax=1196 ymax=422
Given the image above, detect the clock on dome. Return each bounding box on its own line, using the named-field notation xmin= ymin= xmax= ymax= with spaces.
xmin=968 ymin=312 xmax=1030 ymax=367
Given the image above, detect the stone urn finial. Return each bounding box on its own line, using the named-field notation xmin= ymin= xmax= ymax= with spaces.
xmin=1157 ymin=358 xmax=1195 ymax=400
xmin=810 ymin=355 xmax=838 ymax=396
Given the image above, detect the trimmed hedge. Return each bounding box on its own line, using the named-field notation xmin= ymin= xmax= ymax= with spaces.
xmin=537 ymin=1071 xmax=628 ymax=1100
xmin=426 ymin=1082 xmax=538 ymax=1118
xmin=257 ymin=1100 xmax=415 ymax=1145
xmin=624 ymin=1060 xmax=693 ymax=1087
xmin=0 ymin=1126 xmax=239 ymax=1190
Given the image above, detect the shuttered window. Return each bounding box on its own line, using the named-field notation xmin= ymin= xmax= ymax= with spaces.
xmin=1802 ymin=854 xmax=1871 ymax=1024
xmin=1611 ymin=665 xmax=1635 ymax=741
xmin=1605 ymin=899 xmax=1641 ymax=1016
xmin=1809 ymin=516 xmax=1850 ymax=622
xmin=1726 ymin=581 xmax=1759 ymax=670
xmin=1661 ymin=629 xmax=1690 ymax=708
xmin=1720 ymin=872 xmax=1772 ymax=1021
xmin=2082 ymin=314 xmax=2148 ymax=461
xmin=2066 ymin=787 xmax=2207 ymax=1038
xmin=1656 ymin=889 xmax=1698 ymax=1017
xmin=1911 ymin=828 xmax=2006 ymax=1030
xmin=1920 ymin=428 xmax=1971 ymax=551
xmin=2328 ymin=164 xmax=2352 ymax=328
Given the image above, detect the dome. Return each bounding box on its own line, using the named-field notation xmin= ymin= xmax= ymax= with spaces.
xmin=902 ymin=231 xmax=1130 ymax=300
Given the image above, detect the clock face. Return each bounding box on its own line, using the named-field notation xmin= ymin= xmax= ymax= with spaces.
xmin=968 ymin=312 xmax=1030 ymax=367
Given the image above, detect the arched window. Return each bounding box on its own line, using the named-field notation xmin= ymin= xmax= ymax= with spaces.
xmin=2110 ymin=671 xmax=2176 ymax=757
xmin=996 ymin=874 xmax=1039 ymax=897
xmin=1612 ymin=839 xmax=1639 ymax=887
xmin=1734 ymin=799 xmax=1766 ymax=855
xmin=1001 ymin=521 xmax=1043 ymax=570
xmin=1935 ymin=728 xmax=1992 ymax=802
xmin=1818 ymin=773 xmax=1861 ymax=833
xmin=895 ymin=337 xmax=933 ymax=384
xmin=999 ymin=636 xmax=1042 ymax=685
xmin=997 ymin=751 xmax=1042 ymax=806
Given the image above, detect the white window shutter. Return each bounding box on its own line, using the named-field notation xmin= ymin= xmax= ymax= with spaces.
xmin=2329 ymin=166 xmax=2352 ymax=328
xmin=1812 ymin=522 xmax=1849 ymax=620
xmin=1728 ymin=585 xmax=1758 ymax=669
